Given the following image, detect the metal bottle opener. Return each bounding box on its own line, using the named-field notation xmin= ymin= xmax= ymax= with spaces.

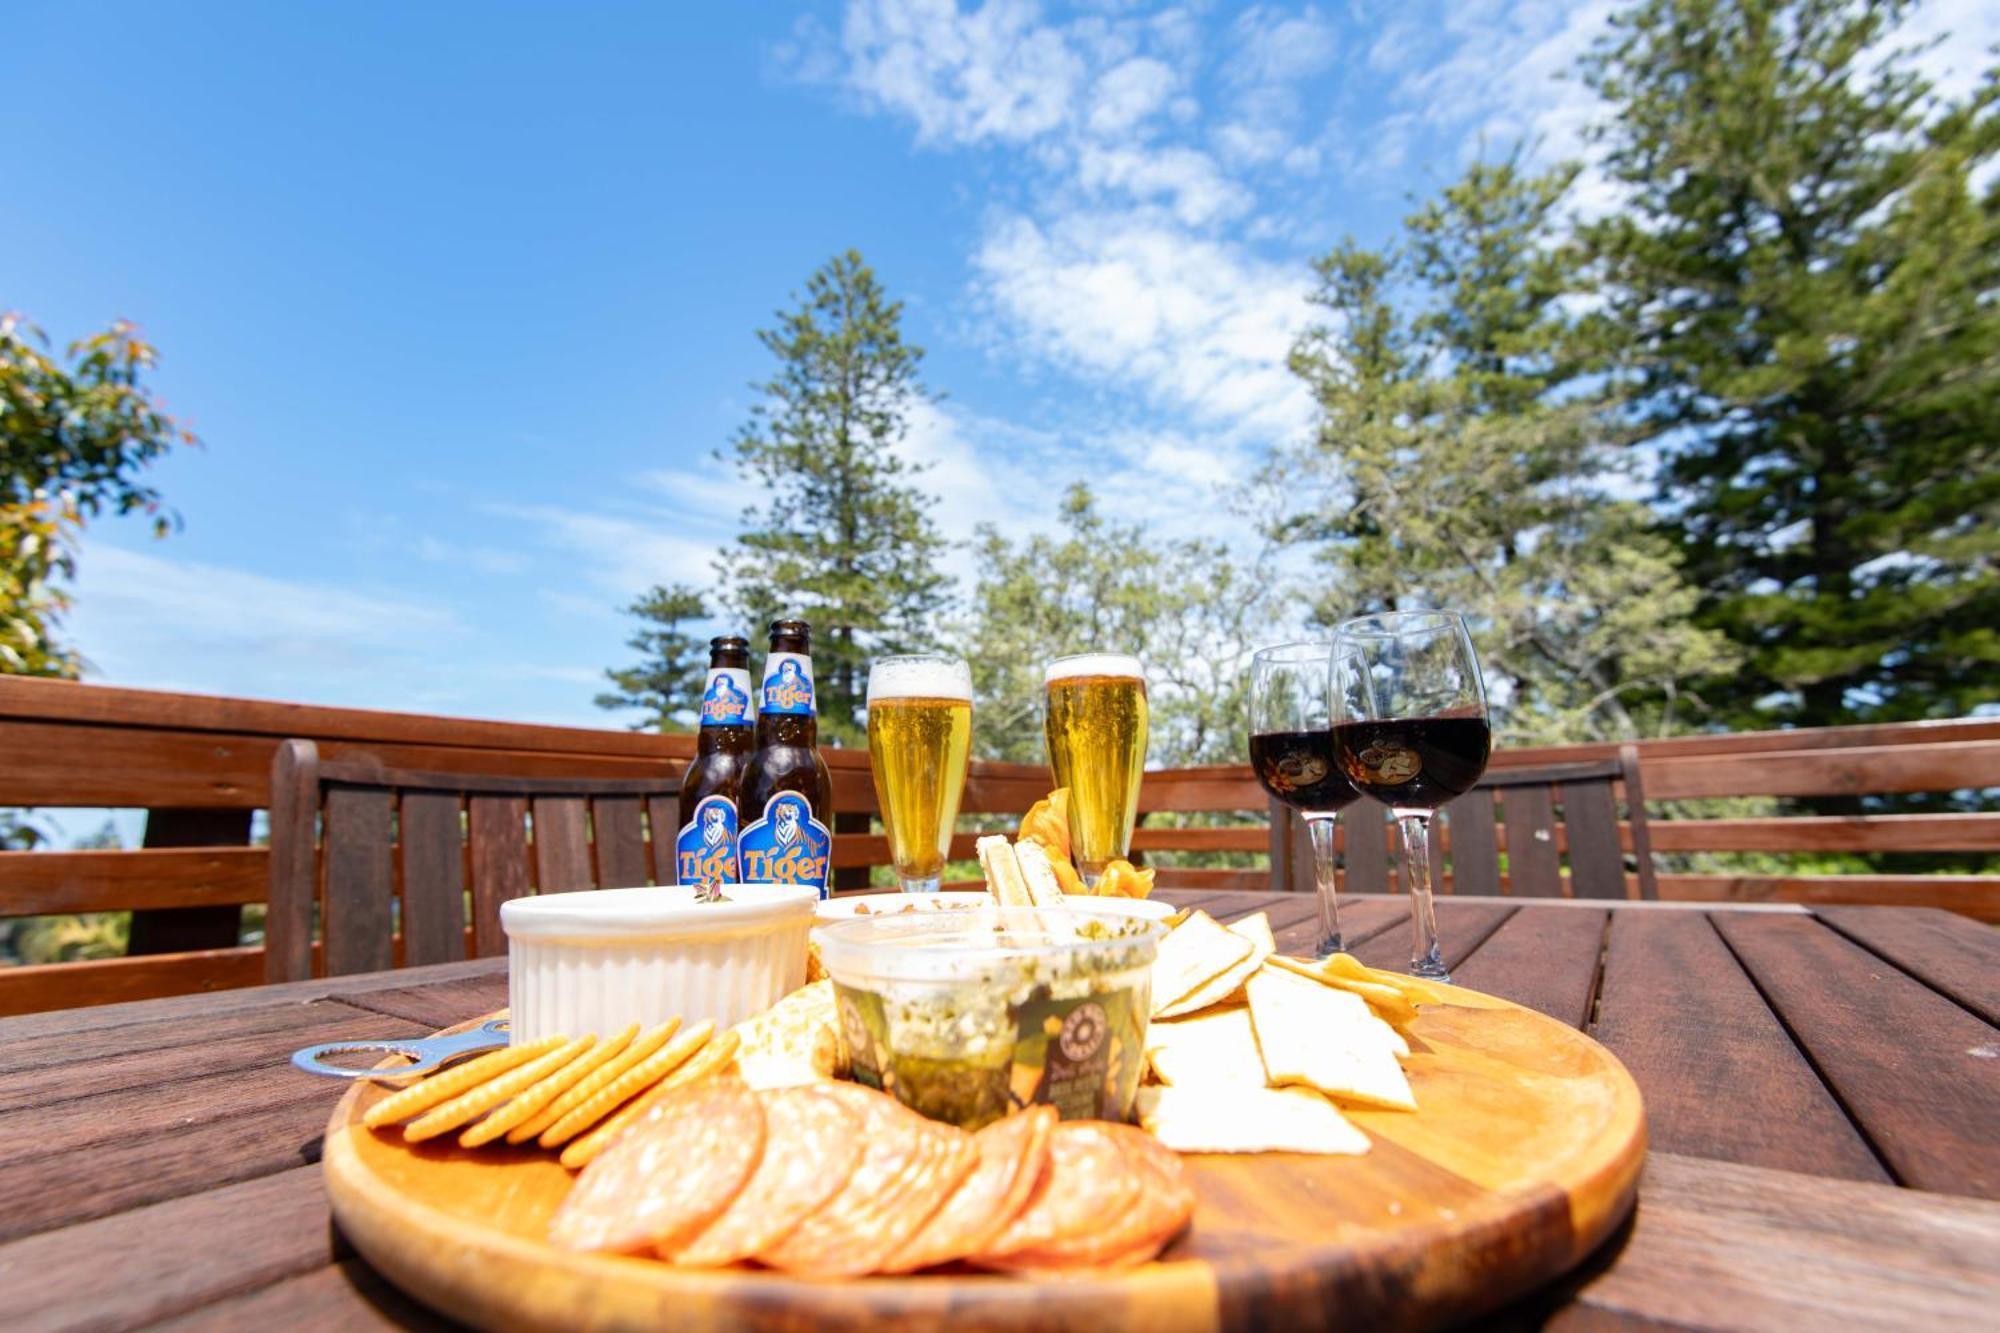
xmin=290 ymin=1017 xmax=512 ymax=1080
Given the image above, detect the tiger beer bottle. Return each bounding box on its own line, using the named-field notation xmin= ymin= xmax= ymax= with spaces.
xmin=674 ymin=635 xmax=754 ymax=885
xmin=737 ymin=619 xmax=835 ymax=896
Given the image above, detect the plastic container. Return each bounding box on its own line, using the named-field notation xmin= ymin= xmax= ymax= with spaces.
xmin=500 ymin=884 xmax=818 ymax=1042
xmin=814 ymin=908 xmax=1166 ymax=1129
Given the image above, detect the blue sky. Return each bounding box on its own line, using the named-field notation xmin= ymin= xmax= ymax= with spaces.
xmin=8 ymin=1 xmax=1993 ymax=731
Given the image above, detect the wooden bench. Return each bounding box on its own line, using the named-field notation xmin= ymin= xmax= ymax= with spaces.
xmin=1 ymin=676 xmax=1995 ymax=1013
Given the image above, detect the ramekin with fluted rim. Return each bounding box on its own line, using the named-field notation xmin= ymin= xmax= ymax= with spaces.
xmin=500 ymin=884 xmax=818 ymax=1043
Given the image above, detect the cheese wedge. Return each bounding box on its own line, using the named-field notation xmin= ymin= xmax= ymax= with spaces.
xmin=1145 ymin=1004 xmax=1268 ymax=1088
xmin=1247 ymin=967 xmax=1417 ymax=1111
xmin=1136 ymin=1084 xmax=1370 ymax=1155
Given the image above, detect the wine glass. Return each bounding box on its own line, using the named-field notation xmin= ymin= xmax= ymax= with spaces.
xmin=1248 ymin=642 xmax=1360 ymax=956
xmin=1330 ymin=612 xmax=1490 ymax=981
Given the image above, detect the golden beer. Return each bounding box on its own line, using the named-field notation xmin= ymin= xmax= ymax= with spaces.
xmin=866 ymin=656 xmax=973 ymax=893
xmin=1043 ymin=654 xmax=1149 ymax=883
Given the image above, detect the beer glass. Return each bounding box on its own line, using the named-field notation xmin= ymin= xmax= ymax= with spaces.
xmin=1249 ymin=642 xmax=1360 ymax=956
xmin=866 ymin=654 xmax=973 ymax=894
xmin=1043 ymin=653 xmax=1149 ymax=886
xmin=1330 ymin=612 xmax=1490 ymax=981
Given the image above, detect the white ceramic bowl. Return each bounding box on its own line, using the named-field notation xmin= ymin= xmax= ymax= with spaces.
xmin=814 ymin=890 xmax=1176 ymax=924
xmin=500 ymin=884 xmax=818 ymax=1043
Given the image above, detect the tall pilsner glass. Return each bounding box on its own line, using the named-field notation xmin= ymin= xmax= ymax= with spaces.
xmin=1249 ymin=642 xmax=1361 ymax=956
xmin=1043 ymin=653 xmax=1149 ymax=886
xmin=866 ymin=655 xmax=973 ymax=894
xmin=1330 ymin=613 xmax=1490 ymax=982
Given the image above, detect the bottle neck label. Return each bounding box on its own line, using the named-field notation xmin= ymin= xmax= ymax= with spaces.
xmin=700 ymin=668 xmax=754 ymax=727
xmin=738 ymin=791 xmax=832 ymax=897
xmin=760 ymin=652 xmax=816 ymax=716
xmin=676 ymin=794 xmax=740 ymax=885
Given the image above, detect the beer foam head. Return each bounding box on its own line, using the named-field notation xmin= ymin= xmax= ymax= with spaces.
xmin=1045 ymin=653 xmax=1145 ymax=683
xmin=867 ymin=655 xmax=972 ymax=701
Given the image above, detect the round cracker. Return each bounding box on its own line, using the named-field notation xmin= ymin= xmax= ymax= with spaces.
xmin=547 ymin=1080 xmax=766 ymax=1255
xmin=753 ymin=1083 xmax=926 ymax=1276
xmin=975 ymin=1122 xmax=1143 ymax=1259
xmin=884 ymin=1105 xmax=1056 ymax=1273
xmin=670 ymin=1085 xmax=865 ymax=1267
xmin=985 ymin=1122 xmax=1193 ymax=1270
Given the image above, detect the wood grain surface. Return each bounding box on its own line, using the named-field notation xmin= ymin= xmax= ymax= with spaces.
xmin=322 ymin=987 xmax=1646 ymax=1333
xmin=3 ymin=894 xmax=1996 ymax=1333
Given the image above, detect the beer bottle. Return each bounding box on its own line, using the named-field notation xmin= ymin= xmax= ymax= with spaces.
xmin=737 ymin=619 xmax=835 ymax=896
xmin=674 ymin=635 xmax=754 ymax=885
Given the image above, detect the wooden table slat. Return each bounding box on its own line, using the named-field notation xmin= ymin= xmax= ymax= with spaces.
xmin=1547 ymin=1151 xmax=2000 ymax=1332
xmin=0 ymin=1166 xmax=333 ymax=1332
xmin=1714 ymin=912 xmax=2000 ymax=1199
xmin=0 ymin=1000 xmax=427 ymax=1116
xmin=1447 ymin=907 xmax=1608 ymax=1029
xmin=332 ymin=975 xmax=513 ymax=1031
xmin=1348 ymin=900 xmax=1516 ymax=974
xmin=146 ymin=1257 xmax=454 ymax=1333
xmin=1590 ymin=912 xmax=1889 ymax=1183
xmin=1812 ymin=905 xmax=2000 ymax=1027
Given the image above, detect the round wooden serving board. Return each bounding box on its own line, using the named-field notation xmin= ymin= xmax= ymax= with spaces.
xmin=322 ymin=985 xmax=1645 ymax=1332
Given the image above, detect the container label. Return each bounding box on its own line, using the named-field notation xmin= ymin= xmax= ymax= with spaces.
xmin=738 ymin=790 xmax=831 ymax=895
xmin=675 ymin=794 xmax=740 ymax=885
xmin=700 ymin=668 xmax=753 ymax=727
xmin=760 ymin=652 xmax=815 ymax=716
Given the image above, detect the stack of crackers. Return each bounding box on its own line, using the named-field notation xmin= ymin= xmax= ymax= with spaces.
xmin=361 ymin=1017 xmax=739 ymax=1169
xmin=1137 ymin=910 xmax=1442 ymax=1155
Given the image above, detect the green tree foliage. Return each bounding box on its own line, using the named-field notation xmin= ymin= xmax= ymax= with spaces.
xmin=718 ymin=251 xmax=951 ymax=745
xmin=596 ymin=583 xmax=710 ymax=731
xmin=1582 ymin=0 xmax=2000 ymax=727
xmin=0 ymin=314 xmax=193 ymax=676
xmin=1276 ymin=155 xmax=1738 ymax=743
xmin=964 ymin=484 xmax=1278 ymax=766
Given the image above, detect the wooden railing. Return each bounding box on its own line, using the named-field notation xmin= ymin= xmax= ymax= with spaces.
xmin=0 ymin=677 xmax=1993 ymax=1015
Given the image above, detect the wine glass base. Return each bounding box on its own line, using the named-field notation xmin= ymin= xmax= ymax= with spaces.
xmin=1409 ymin=959 xmax=1452 ymax=984
xmin=1313 ymin=935 xmax=1346 ymax=959
xmin=897 ymin=877 xmax=942 ymax=895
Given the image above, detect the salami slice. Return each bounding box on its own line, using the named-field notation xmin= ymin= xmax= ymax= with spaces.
xmin=974 ymin=1122 xmax=1143 ymax=1260
xmin=757 ymin=1086 xmax=977 ymax=1278
xmin=669 ymin=1086 xmax=864 ymax=1267
xmin=884 ymin=1105 xmax=1056 ymax=1273
xmin=547 ymin=1081 xmax=764 ymax=1255
xmin=982 ymin=1123 xmax=1193 ymax=1272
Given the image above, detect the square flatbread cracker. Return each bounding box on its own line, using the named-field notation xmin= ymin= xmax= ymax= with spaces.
xmin=1145 ymin=1005 xmax=1268 ymax=1088
xmin=1136 ymin=1084 xmax=1370 ymax=1155
xmin=1150 ymin=911 xmax=1254 ymax=1018
xmin=1157 ymin=912 xmax=1276 ymax=1018
xmin=1247 ymin=967 xmax=1416 ymax=1111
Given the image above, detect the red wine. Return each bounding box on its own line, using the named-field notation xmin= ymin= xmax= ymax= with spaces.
xmin=1332 ymin=716 xmax=1491 ymax=810
xmin=1249 ymin=729 xmax=1359 ymax=814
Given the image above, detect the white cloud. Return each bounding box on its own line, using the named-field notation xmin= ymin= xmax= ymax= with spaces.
xmin=66 ymin=542 xmax=473 ymax=708
xmin=412 ymin=534 xmax=531 ymax=575
xmin=973 ymin=208 xmax=1312 ymax=443
xmin=1072 ymin=142 xmax=1250 ymax=225
xmin=838 ymin=0 xmax=1087 ymax=145
xmin=483 ymin=502 xmax=717 ymax=598
xmin=1086 ymin=55 xmax=1179 ymax=135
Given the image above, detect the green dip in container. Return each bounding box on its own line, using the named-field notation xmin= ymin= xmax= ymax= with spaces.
xmin=815 ymin=908 xmax=1165 ymax=1130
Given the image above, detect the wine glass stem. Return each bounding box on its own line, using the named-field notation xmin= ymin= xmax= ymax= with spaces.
xmin=1305 ymin=815 xmax=1343 ymax=957
xmin=1393 ymin=812 xmax=1450 ymax=982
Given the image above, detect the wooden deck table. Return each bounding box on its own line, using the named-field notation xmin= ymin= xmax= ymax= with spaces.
xmin=2 ymin=891 xmax=1996 ymax=1331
